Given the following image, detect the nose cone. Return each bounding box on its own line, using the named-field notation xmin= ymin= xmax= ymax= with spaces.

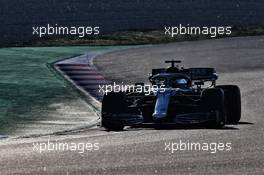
xmin=153 ymin=90 xmax=171 ymax=123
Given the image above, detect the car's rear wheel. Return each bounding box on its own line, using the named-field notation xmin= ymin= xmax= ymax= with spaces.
xmin=101 ymin=92 xmax=126 ymax=131
xmin=216 ymin=85 xmax=241 ymax=124
xmin=202 ymin=88 xmax=226 ymax=128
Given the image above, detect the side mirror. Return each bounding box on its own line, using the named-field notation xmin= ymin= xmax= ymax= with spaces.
xmin=194 ymin=81 xmax=204 ymax=86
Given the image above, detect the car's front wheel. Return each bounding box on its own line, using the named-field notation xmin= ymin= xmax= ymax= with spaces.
xmin=216 ymin=85 xmax=241 ymax=124
xmin=202 ymin=88 xmax=226 ymax=128
xmin=101 ymin=92 xmax=126 ymax=131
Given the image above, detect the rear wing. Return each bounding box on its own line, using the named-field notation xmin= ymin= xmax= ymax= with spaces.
xmin=151 ymin=67 xmax=218 ymax=81
xmin=189 ymin=68 xmax=218 ymax=81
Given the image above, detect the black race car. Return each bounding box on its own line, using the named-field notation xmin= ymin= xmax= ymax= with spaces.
xmin=101 ymin=60 xmax=241 ymax=131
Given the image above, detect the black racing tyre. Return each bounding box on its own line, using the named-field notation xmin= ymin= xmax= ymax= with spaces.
xmin=101 ymin=92 xmax=126 ymax=131
xmin=202 ymin=88 xmax=226 ymax=128
xmin=216 ymin=85 xmax=241 ymax=124
xmin=101 ymin=120 xmax=124 ymax=131
xmin=142 ymin=107 xmax=154 ymax=122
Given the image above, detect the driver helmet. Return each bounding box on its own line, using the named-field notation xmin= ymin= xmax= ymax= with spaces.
xmin=171 ymin=78 xmax=188 ymax=88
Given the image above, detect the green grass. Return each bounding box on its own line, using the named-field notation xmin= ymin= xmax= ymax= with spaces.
xmin=0 ymin=46 xmax=118 ymax=134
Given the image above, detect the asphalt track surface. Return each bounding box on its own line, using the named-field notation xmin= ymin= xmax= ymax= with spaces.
xmin=1 ymin=36 xmax=264 ymax=174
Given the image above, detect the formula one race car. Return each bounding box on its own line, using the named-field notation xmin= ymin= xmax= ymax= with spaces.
xmin=101 ymin=60 xmax=241 ymax=131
